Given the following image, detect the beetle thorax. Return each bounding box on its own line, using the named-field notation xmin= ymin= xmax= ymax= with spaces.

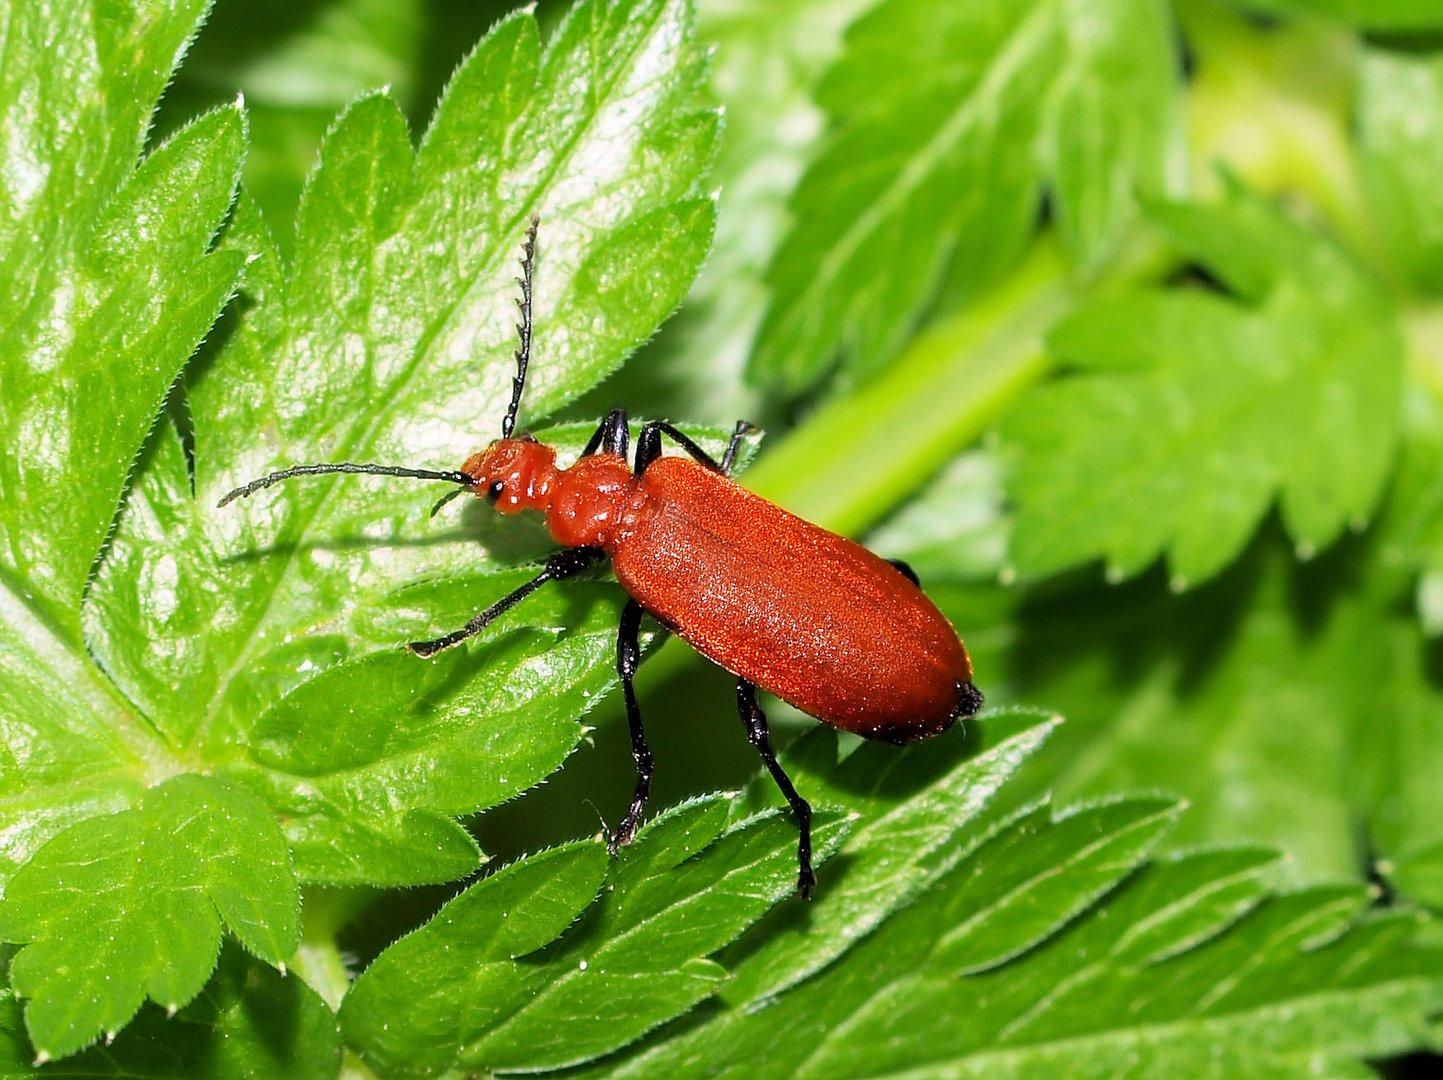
xmin=545 ymin=454 xmax=640 ymax=550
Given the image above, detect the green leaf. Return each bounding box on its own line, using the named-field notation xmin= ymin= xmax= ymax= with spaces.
xmin=1005 ymin=182 xmax=1403 ymax=587
xmin=0 ymin=582 xmax=150 ymax=883
xmin=83 ymin=0 xmax=716 ymax=769
xmin=235 ymin=565 xmax=635 ymax=884
xmin=750 ymin=0 xmax=1183 ymax=391
xmin=588 ymin=810 xmax=1443 ymax=1079
xmin=161 ymin=0 xmax=435 ymax=248
xmin=1357 ymin=47 xmax=1443 ymax=295
xmin=0 ymin=776 xmax=297 ymax=1060
xmin=341 ymin=798 xmax=850 ymax=1077
xmin=1230 ymin=0 xmax=1443 ymax=30
xmin=341 ymin=842 xmax=608 ymax=1079
xmin=615 ymin=0 xmax=876 ymax=420
xmin=0 ymin=0 xmax=245 ymax=629
xmin=988 ymin=508 xmax=1443 ymax=897
xmin=0 ymin=946 xmax=339 ymax=1077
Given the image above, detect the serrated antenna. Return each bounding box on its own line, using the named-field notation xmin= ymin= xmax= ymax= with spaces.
xmin=501 ymin=215 xmax=540 ymax=440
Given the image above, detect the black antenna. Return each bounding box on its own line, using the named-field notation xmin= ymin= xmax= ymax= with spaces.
xmin=501 ymin=215 xmax=540 ymax=440
xmin=217 ymin=463 xmax=474 ymax=508
xmin=218 ymin=219 xmax=544 ymax=512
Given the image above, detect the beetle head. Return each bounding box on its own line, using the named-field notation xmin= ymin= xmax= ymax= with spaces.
xmin=460 ymin=436 xmax=558 ymax=515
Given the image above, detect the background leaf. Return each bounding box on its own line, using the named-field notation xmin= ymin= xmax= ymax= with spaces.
xmin=1004 ymin=182 xmax=1402 ymax=588
xmin=1358 ymin=48 xmax=1443 ymax=296
xmin=0 ymin=775 xmax=297 ymax=1060
xmin=750 ymin=0 xmax=1184 ymax=391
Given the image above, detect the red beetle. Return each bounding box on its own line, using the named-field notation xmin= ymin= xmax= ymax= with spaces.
xmin=222 ymin=218 xmax=981 ymax=895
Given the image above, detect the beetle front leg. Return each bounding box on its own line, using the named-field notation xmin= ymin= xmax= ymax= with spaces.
xmin=737 ymin=679 xmax=816 ymax=898
xmin=581 ymin=407 xmax=630 ymax=458
xmin=407 ymin=547 xmax=604 ymax=657
xmin=609 ymin=599 xmax=653 ymax=852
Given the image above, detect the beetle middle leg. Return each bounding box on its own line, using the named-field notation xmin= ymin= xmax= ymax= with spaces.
xmin=635 ymin=419 xmax=756 ymax=477
xmin=737 ymin=679 xmax=816 ymax=898
xmin=608 ymin=599 xmax=653 ymax=852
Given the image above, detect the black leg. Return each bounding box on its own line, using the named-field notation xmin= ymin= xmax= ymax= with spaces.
xmin=888 ymin=558 xmax=919 ymax=585
xmin=635 ymin=421 xmax=730 ymax=475
xmin=737 ymin=679 xmax=815 ymax=898
xmin=581 ymin=408 xmax=630 ymax=459
xmin=608 ymin=600 xmax=653 ymax=853
xmin=407 ymin=547 xmax=604 ymax=657
xmin=719 ymin=420 xmax=757 ymax=477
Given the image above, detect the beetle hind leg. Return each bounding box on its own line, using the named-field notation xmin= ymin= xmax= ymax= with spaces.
xmin=737 ymin=679 xmax=816 ymax=898
xmin=609 ymin=599 xmax=654 ymax=853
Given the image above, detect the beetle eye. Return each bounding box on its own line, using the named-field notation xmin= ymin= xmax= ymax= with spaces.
xmin=486 ymin=480 xmax=506 ymax=503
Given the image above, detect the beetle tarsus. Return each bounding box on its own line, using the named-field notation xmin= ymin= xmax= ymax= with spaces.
xmin=720 ymin=419 xmax=756 ymax=476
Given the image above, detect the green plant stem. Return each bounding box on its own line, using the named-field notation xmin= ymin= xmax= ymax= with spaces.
xmin=291 ymin=888 xmax=384 ymax=1079
xmin=744 ymin=238 xmax=1072 ymax=533
xmin=291 ymin=887 xmax=370 ymax=1010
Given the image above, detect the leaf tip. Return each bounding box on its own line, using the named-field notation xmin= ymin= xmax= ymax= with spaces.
xmin=1296 ymin=540 xmax=1317 ymax=561
xmin=33 ymin=1050 xmax=50 ymax=1067
xmin=1169 ymin=573 xmax=1188 ymax=594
